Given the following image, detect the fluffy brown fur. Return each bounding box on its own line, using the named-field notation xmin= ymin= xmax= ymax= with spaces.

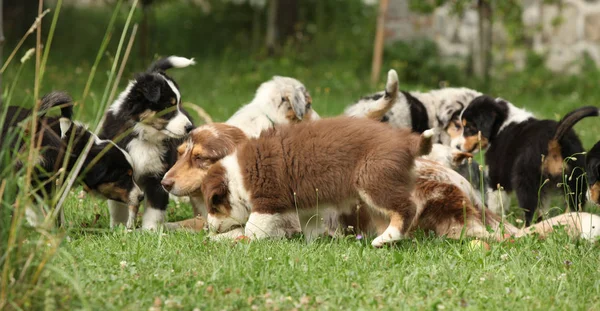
xmin=192 ymin=117 xmax=433 ymax=247
xmin=335 ymin=159 xmax=600 ymax=241
xmin=338 ymin=159 xmax=512 ymax=240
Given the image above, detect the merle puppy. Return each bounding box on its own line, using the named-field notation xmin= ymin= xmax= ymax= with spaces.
xmin=99 ymin=56 xmax=195 ymax=229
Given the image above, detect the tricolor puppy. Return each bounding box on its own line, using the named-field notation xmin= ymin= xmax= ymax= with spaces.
xmin=346 ymin=70 xmax=486 ymax=196
xmin=454 ymin=96 xmax=598 ymax=224
xmin=1 ymin=91 xmax=143 ymax=226
xmin=99 ymin=56 xmax=195 ymax=229
xmin=586 ymin=140 xmax=600 ymax=205
xmin=345 ymin=69 xmax=481 ymax=145
xmin=335 ymin=159 xmax=600 ymax=241
xmin=163 ymin=117 xmax=434 ymax=247
xmin=226 ymin=76 xmax=319 ymax=138
xmin=178 ymin=76 xmax=320 ymax=220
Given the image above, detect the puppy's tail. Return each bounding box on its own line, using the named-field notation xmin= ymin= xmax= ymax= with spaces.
xmin=365 ymin=69 xmax=399 ymax=120
xmin=147 ymin=55 xmax=196 ymax=72
xmin=39 ymin=91 xmax=73 ymax=119
xmin=409 ymin=128 xmax=435 ymax=157
xmin=544 ymin=106 xmax=599 ymax=176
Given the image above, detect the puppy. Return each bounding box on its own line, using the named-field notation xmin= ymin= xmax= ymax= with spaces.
xmin=454 ymin=96 xmax=598 ymax=224
xmin=99 ymin=56 xmax=195 ymax=229
xmin=336 ymin=159 xmax=600 ymax=241
xmin=586 ymin=141 xmax=600 ymax=205
xmin=226 ymin=76 xmax=319 ymax=138
xmin=1 ymin=91 xmax=143 ymax=226
xmin=163 ymin=139 xmax=600 ymax=241
xmin=345 ymin=69 xmax=481 ymax=144
xmin=163 ymin=117 xmax=434 ymax=247
xmin=347 ymin=70 xmax=487 ymax=197
xmin=178 ymin=76 xmax=320 ymax=221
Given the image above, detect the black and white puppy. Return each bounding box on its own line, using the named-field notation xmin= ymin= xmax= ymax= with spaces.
xmin=1 ymin=91 xmax=143 ymax=226
xmin=454 ymin=95 xmax=597 ymax=224
xmin=99 ymin=56 xmax=195 ymax=229
xmin=345 ymin=70 xmax=482 ymax=145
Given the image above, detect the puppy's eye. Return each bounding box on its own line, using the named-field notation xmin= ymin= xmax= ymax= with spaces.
xmin=281 ymin=97 xmax=287 ymax=102
xmin=127 ymin=169 xmax=133 ymax=176
xmin=194 ymin=155 xmax=207 ymax=167
xmin=306 ymin=103 xmax=311 ymax=110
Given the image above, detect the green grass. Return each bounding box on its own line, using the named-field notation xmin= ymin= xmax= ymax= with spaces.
xmin=4 ymin=3 xmax=600 ymax=310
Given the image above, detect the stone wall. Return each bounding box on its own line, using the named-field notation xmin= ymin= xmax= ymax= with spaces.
xmin=385 ymin=0 xmax=600 ymax=73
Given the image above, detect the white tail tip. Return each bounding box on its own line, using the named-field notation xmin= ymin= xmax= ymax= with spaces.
xmin=59 ymin=117 xmax=72 ymax=139
xmin=168 ymin=56 xmax=196 ymax=68
xmin=386 ymin=69 xmax=399 ymax=94
xmin=423 ymin=129 xmax=435 ymax=138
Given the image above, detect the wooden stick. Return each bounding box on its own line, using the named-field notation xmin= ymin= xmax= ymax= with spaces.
xmin=370 ymin=0 xmax=389 ymax=86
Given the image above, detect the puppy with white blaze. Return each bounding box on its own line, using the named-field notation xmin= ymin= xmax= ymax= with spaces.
xmin=174 ymin=75 xmax=320 ymax=223
xmin=192 ymin=117 xmax=434 ymax=247
xmin=99 ymin=56 xmax=195 ymax=229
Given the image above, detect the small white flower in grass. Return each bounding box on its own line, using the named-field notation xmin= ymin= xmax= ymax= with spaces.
xmin=437 ymin=304 xmax=445 ymax=310
xmin=479 ymin=277 xmax=485 ymax=282
xmin=120 ymin=261 xmax=128 ymax=268
xmin=515 ymin=219 xmax=523 ymax=224
xmin=266 ymin=257 xmax=272 ymax=261
xmin=195 ymin=281 xmax=205 ymax=287
xmin=500 ymin=254 xmax=509 ymax=261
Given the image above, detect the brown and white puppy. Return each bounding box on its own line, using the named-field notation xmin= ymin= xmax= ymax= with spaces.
xmin=336 ymin=158 xmax=600 ymax=241
xmin=163 ymin=117 xmax=434 ymax=247
xmin=172 ymin=76 xmax=321 ymax=221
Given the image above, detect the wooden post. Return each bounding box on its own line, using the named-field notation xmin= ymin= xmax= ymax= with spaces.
xmin=371 ymin=0 xmax=389 ymax=86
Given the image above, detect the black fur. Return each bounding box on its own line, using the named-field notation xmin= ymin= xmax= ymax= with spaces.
xmin=401 ymin=91 xmax=429 ymax=134
xmin=587 ymin=141 xmax=600 ymax=186
xmin=0 ymin=92 xmax=140 ymax=219
xmin=99 ymin=56 xmax=194 ymax=220
xmin=462 ymin=96 xmax=588 ymax=224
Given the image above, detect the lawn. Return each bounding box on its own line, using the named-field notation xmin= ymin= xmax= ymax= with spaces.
xmin=10 ymin=60 xmax=597 ymax=310
xmin=3 ymin=3 xmax=600 ymax=310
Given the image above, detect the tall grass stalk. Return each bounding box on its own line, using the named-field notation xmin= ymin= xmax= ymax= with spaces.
xmin=80 ymin=0 xmax=123 ymax=108
xmin=54 ymin=0 xmax=139 ymax=214
xmin=0 ymin=1 xmax=139 ymax=308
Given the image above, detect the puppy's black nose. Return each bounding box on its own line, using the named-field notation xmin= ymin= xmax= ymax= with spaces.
xmin=455 ymin=144 xmax=461 ymax=150
xmin=185 ymin=124 xmax=194 ymax=133
xmin=161 ymin=178 xmax=174 ymax=191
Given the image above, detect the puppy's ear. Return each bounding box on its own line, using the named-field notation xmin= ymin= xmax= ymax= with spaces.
xmin=452 ymin=151 xmax=473 ymax=166
xmin=82 ymin=163 xmax=108 ymax=188
xmin=439 ymin=101 xmax=466 ymax=129
xmin=138 ymin=75 xmax=162 ymax=103
xmin=286 ymin=86 xmax=308 ymax=121
xmin=202 ymin=166 xmax=229 ymax=214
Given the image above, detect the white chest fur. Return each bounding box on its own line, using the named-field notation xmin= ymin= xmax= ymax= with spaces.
xmin=127 ymin=137 xmax=166 ymax=178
